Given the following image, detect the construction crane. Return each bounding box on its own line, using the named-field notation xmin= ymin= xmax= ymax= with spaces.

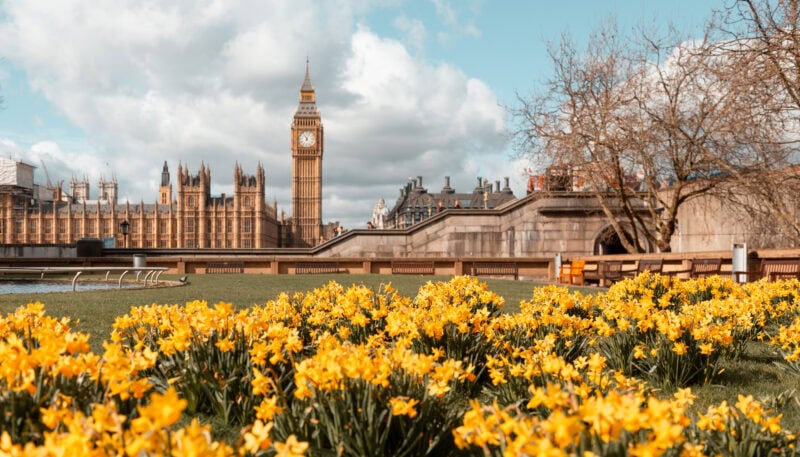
xmin=39 ymin=159 xmax=67 ymax=201
xmin=40 ymin=159 xmax=53 ymax=188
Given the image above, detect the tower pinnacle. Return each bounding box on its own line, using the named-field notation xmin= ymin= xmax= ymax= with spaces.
xmin=301 ymin=57 xmax=314 ymax=92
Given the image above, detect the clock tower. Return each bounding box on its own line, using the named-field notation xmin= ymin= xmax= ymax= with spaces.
xmin=291 ymin=59 xmax=324 ymax=247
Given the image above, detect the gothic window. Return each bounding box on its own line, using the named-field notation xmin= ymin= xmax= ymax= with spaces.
xmin=243 ymin=239 xmax=252 ymax=249
xmin=161 ymin=194 xmax=167 ymax=205
xmin=102 ymin=220 xmax=109 ymax=234
xmin=58 ymin=220 xmax=66 ymax=233
xmin=45 ymin=221 xmax=52 ymax=234
xmin=226 ymin=221 xmax=232 ymax=232
xmin=29 ymin=220 xmax=36 ymax=233
xmin=146 ymin=220 xmax=153 ymax=234
xmin=160 ymin=220 xmax=167 ymax=233
xmin=186 ymin=219 xmax=195 ymax=233
xmin=215 ymin=220 xmax=221 ymax=233
xmin=188 ymin=196 xmax=195 ymax=208
xmin=243 ymin=219 xmax=251 ymax=233
xmin=245 ymin=196 xmax=252 ymax=208
xmin=73 ymin=220 xmax=81 ymax=234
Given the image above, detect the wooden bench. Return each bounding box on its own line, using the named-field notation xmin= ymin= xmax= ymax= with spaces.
xmin=558 ymin=259 xmax=586 ymax=285
xmin=622 ymin=258 xmax=664 ymax=278
xmin=295 ymin=262 xmax=340 ymax=274
xmin=206 ymin=261 xmax=244 ymax=274
xmin=666 ymin=258 xmax=721 ymax=279
xmin=470 ymin=262 xmax=518 ymax=280
xmin=584 ymin=260 xmax=623 ymax=286
xmin=734 ymin=259 xmax=800 ymax=282
xmin=391 ymin=261 xmax=435 ymax=275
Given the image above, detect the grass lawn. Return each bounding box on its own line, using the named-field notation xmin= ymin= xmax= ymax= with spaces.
xmin=1 ymin=273 xmax=798 ymax=432
xmin=0 ymin=274 xmax=570 ymax=351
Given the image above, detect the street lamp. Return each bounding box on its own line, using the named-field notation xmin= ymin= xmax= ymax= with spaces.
xmin=120 ymin=220 xmax=130 ymax=248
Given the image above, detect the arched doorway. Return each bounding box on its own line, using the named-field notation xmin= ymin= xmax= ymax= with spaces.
xmin=594 ymin=225 xmax=630 ymax=255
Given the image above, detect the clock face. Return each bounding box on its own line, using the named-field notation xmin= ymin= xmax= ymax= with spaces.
xmin=298 ymin=130 xmax=316 ymax=147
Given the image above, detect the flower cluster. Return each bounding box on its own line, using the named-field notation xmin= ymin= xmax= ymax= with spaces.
xmin=1 ymin=274 xmax=799 ymax=456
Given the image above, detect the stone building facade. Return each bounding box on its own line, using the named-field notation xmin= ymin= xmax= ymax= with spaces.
xmin=385 ymin=175 xmax=516 ymax=229
xmin=0 ymin=158 xmax=280 ymax=248
xmin=324 ymin=191 xmax=649 ymax=259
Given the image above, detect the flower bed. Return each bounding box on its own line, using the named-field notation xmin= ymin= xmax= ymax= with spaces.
xmin=1 ymin=274 xmax=799 ymax=455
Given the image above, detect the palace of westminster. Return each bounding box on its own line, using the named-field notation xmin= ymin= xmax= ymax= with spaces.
xmin=0 ymin=62 xmax=515 ymax=249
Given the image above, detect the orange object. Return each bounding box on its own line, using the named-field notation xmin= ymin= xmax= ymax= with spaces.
xmin=558 ymin=259 xmax=586 ymax=285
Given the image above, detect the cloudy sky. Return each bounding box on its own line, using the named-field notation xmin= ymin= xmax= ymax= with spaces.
xmin=0 ymin=0 xmax=718 ymax=229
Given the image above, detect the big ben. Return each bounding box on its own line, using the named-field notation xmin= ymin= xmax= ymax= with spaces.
xmin=291 ymin=59 xmax=324 ymax=247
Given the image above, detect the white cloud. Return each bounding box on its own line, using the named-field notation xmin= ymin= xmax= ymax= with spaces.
xmin=0 ymin=138 xmax=25 ymax=159
xmin=0 ymin=0 xmax=513 ymax=229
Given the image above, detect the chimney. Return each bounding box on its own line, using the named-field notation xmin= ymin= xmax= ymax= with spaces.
xmin=442 ymin=176 xmax=454 ymax=194
xmin=495 ymin=180 xmax=501 ymax=193
xmin=417 ymin=176 xmax=423 ymax=187
xmin=503 ymin=177 xmax=511 ymax=192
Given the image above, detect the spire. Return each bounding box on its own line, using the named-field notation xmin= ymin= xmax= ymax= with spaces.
xmin=161 ymin=161 xmax=170 ymax=187
xmin=301 ymin=56 xmax=314 ymax=92
xmin=296 ymin=58 xmax=318 ymax=113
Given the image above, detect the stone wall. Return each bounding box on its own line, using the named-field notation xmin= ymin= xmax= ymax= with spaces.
xmin=672 ymin=192 xmax=798 ymax=252
xmin=323 ymin=194 xmax=616 ymax=259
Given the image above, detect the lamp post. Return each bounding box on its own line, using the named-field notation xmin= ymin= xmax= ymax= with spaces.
xmin=120 ymin=220 xmax=130 ymax=248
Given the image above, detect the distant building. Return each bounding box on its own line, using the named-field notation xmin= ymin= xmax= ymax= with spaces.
xmin=0 ymin=61 xmax=334 ymax=249
xmin=385 ymin=175 xmax=515 ymax=229
xmin=0 ymin=157 xmax=281 ymax=248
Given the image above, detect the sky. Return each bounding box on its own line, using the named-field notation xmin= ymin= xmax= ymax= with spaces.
xmin=0 ymin=0 xmax=721 ymax=230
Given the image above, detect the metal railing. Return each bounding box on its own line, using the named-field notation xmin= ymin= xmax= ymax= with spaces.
xmin=0 ymin=266 xmax=169 ymax=291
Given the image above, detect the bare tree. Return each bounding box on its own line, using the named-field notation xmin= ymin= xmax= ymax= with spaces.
xmin=706 ymin=0 xmax=800 ymax=245
xmin=513 ymin=23 xmax=652 ymax=253
xmin=725 ymin=0 xmax=800 ymax=112
xmin=513 ymin=21 xmax=743 ymax=253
